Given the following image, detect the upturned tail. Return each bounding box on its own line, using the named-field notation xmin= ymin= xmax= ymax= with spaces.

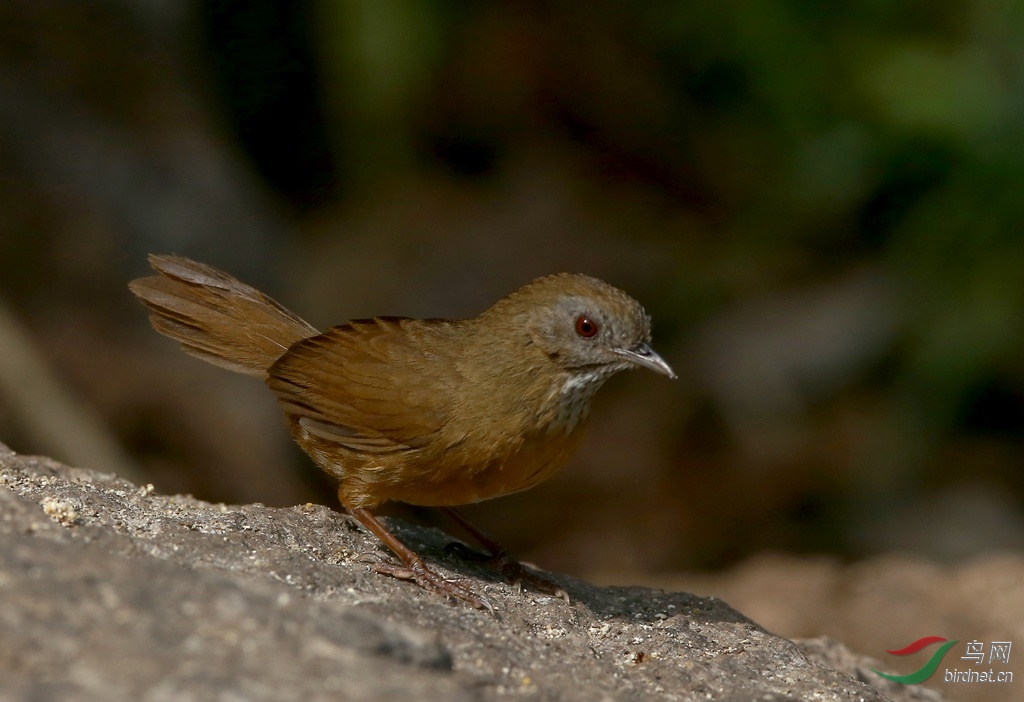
xmin=129 ymin=254 xmax=319 ymax=378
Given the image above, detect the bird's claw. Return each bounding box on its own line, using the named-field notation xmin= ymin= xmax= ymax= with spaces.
xmin=495 ymin=558 xmax=570 ymax=603
xmin=373 ymin=560 xmax=494 ymax=612
xmin=445 ymin=542 xmax=569 ymax=602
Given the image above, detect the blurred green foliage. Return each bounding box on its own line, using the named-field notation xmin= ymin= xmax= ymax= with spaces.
xmin=310 ymin=0 xmax=1024 ymax=429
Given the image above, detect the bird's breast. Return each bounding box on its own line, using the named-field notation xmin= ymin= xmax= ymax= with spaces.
xmin=318 ymin=365 xmax=610 ymax=508
xmin=388 ymin=423 xmax=589 ymax=506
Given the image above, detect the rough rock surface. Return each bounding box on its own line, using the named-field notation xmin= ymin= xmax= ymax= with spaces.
xmin=0 ymin=443 xmax=943 ymax=701
xmin=625 ymin=551 xmax=1023 ymax=702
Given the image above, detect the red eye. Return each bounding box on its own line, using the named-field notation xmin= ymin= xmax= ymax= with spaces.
xmin=575 ymin=315 xmax=598 ymax=338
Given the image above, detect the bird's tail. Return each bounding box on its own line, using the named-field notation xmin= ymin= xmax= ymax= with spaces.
xmin=129 ymin=254 xmax=319 ymax=378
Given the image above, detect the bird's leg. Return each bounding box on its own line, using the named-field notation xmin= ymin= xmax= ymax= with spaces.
xmin=442 ymin=507 xmax=569 ymax=601
xmin=342 ymin=499 xmax=491 ymax=610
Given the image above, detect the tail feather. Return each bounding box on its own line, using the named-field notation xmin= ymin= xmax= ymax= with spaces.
xmin=129 ymin=254 xmax=319 ymax=377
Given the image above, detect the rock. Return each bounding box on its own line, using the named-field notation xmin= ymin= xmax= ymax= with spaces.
xmin=0 ymin=443 xmax=941 ymax=701
xmin=626 ymin=551 xmax=1021 ymax=702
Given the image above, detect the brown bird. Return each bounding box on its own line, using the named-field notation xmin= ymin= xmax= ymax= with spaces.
xmin=130 ymin=255 xmax=675 ymax=607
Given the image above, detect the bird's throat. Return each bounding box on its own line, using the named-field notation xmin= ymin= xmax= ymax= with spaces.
xmin=547 ymin=369 xmax=612 ymax=434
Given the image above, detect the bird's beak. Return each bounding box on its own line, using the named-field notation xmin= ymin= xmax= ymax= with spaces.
xmin=614 ymin=343 xmax=677 ymax=379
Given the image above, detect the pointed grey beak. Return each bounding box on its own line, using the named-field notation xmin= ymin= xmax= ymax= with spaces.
xmin=614 ymin=343 xmax=677 ymax=379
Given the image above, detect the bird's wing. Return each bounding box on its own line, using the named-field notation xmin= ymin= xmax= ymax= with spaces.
xmin=266 ymin=318 xmax=460 ymax=455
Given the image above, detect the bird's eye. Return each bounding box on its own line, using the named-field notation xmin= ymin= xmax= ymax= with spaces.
xmin=575 ymin=315 xmax=599 ymax=338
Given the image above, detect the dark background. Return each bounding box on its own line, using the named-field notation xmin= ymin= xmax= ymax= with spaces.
xmin=1 ymin=0 xmax=1023 ymax=582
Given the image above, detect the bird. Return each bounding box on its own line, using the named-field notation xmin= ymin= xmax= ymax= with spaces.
xmin=129 ymin=255 xmax=675 ymax=607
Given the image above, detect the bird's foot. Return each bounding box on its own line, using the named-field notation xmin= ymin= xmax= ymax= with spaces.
xmin=344 ymin=504 xmax=493 ymax=611
xmin=445 ymin=542 xmax=569 ymax=602
xmin=374 ymin=557 xmax=493 ymax=612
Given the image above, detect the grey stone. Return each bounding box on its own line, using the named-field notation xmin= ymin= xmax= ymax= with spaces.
xmin=0 ymin=443 xmax=941 ymax=701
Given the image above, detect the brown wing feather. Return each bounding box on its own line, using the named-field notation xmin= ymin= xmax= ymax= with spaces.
xmin=266 ymin=318 xmax=462 ymax=455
